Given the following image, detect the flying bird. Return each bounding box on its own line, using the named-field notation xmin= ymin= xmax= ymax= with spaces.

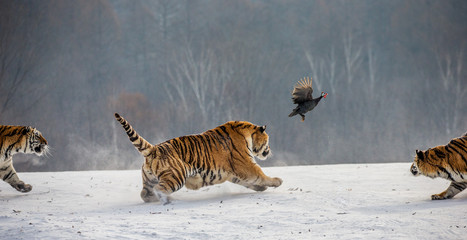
xmin=288 ymin=77 xmax=327 ymax=122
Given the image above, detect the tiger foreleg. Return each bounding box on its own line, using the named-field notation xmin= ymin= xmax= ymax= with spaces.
xmin=236 ymin=177 xmax=282 ymax=192
xmin=0 ymin=161 xmax=32 ymax=193
xmin=248 ymin=185 xmax=268 ymax=192
xmin=13 ymin=182 xmax=32 ymax=193
xmin=231 ymin=165 xmax=282 ymax=191
xmin=431 ymin=181 xmax=467 ymax=200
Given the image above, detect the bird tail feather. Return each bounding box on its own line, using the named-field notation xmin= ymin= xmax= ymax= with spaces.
xmin=288 ymin=109 xmax=298 ymax=117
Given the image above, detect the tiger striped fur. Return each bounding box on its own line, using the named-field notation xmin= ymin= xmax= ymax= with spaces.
xmin=114 ymin=113 xmax=282 ymax=204
xmin=410 ymin=132 xmax=467 ymax=200
xmin=0 ymin=125 xmax=48 ymax=193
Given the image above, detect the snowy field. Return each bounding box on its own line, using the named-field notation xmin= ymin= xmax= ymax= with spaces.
xmin=1 ymin=163 xmax=466 ymax=240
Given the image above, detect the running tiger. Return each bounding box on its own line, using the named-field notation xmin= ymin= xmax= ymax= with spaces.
xmin=410 ymin=132 xmax=467 ymax=200
xmin=114 ymin=113 xmax=282 ymax=204
xmin=0 ymin=125 xmax=48 ymax=193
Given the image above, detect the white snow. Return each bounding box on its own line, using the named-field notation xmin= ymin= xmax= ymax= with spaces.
xmin=1 ymin=163 xmax=466 ymax=239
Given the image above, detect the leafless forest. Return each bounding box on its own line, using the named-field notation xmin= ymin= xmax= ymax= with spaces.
xmin=1 ymin=0 xmax=466 ymax=171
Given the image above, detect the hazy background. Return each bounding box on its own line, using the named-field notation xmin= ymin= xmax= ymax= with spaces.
xmin=1 ymin=0 xmax=466 ymax=172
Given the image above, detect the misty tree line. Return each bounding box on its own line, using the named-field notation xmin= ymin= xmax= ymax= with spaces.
xmin=0 ymin=0 xmax=466 ymax=171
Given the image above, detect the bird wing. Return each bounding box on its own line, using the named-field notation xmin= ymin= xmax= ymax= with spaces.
xmin=291 ymin=77 xmax=314 ymax=104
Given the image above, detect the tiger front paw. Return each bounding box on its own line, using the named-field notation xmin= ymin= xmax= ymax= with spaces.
xmin=14 ymin=183 xmax=32 ymax=193
xmin=271 ymin=177 xmax=283 ymax=188
xmin=251 ymin=185 xmax=268 ymax=192
xmin=431 ymin=193 xmax=450 ymax=200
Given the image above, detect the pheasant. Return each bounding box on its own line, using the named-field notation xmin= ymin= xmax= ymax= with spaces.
xmin=288 ymin=77 xmax=327 ymax=122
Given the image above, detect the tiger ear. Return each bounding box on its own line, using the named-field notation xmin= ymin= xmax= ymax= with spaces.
xmin=416 ymin=150 xmax=424 ymax=159
xmin=259 ymin=125 xmax=266 ymax=133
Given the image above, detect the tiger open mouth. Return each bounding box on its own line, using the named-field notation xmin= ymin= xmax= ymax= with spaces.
xmin=262 ymin=148 xmax=270 ymax=157
xmin=34 ymin=144 xmax=48 ymax=155
xmin=34 ymin=146 xmax=42 ymax=153
xmin=410 ymin=163 xmax=419 ymax=176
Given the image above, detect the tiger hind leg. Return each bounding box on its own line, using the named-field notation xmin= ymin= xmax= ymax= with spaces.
xmin=154 ymin=189 xmax=171 ymax=205
xmin=140 ymin=168 xmax=160 ymax=202
xmin=431 ymin=181 xmax=467 ymax=200
xmin=140 ymin=185 xmax=159 ymax=203
xmin=143 ymin=177 xmax=181 ymax=205
xmin=140 ymin=180 xmax=173 ymax=204
xmin=185 ymin=174 xmax=203 ymax=190
xmin=141 ymin=164 xmax=187 ymax=204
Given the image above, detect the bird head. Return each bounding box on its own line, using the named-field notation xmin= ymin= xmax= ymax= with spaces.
xmin=321 ymin=92 xmax=328 ymax=98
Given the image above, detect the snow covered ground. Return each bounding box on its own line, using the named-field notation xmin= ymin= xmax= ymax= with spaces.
xmin=1 ymin=163 xmax=466 ymax=239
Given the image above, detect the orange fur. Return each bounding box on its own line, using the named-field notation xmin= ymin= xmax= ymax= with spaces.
xmin=115 ymin=113 xmax=282 ymax=204
xmin=411 ymin=132 xmax=467 ymax=200
xmin=0 ymin=125 xmax=48 ymax=192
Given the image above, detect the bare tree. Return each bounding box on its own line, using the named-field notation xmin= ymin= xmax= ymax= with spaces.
xmin=0 ymin=3 xmax=44 ymax=120
xmin=167 ymin=45 xmax=232 ymax=129
xmin=304 ymin=50 xmax=322 ymax=92
xmin=367 ymin=42 xmax=378 ymax=100
xmin=435 ymin=49 xmax=466 ymax=136
xmin=304 ymin=47 xmax=337 ymax=95
xmin=153 ymin=0 xmax=183 ymax=96
xmin=343 ymin=32 xmax=362 ymax=85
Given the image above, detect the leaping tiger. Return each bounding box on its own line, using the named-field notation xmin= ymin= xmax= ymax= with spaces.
xmin=114 ymin=113 xmax=282 ymax=204
xmin=0 ymin=125 xmax=48 ymax=193
xmin=410 ymin=132 xmax=467 ymax=200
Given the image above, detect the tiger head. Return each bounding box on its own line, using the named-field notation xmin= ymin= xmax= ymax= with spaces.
xmin=410 ymin=150 xmax=423 ymax=176
xmin=251 ymin=125 xmax=270 ymax=161
xmin=23 ymin=127 xmax=48 ymax=156
xmin=411 ymin=148 xmax=447 ymax=179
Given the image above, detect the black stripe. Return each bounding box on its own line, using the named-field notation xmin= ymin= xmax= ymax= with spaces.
xmin=451 ymin=182 xmax=467 ymax=192
xmin=3 ymin=169 xmax=15 ymax=181
xmin=444 ymin=158 xmax=463 ymax=177
xmin=170 ymin=161 xmax=186 ymax=190
xmin=438 ymin=166 xmax=455 ymax=181
xmin=219 ymin=126 xmax=229 ymax=135
xmin=448 ymin=142 xmax=467 ymax=165
xmin=179 ymin=139 xmax=188 ymax=160
xmin=134 ymin=141 xmax=143 ymax=149
xmin=433 ymin=149 xmax=446 ymax=159
xmin=445 ymin=145 xmax=453 ymax=154
xmin=451 ymin=140 xmax=467 ymax=154
xmin=0 ymin=164 xmax=10 ymax=171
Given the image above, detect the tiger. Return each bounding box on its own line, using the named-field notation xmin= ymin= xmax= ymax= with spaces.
xmin=0 ymin=125 xmax=48 ymax=193
xmin=114 ymin=113 xmax=282 ymax=204
xmin=410 ymin=132 xmax=467 ymax=200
